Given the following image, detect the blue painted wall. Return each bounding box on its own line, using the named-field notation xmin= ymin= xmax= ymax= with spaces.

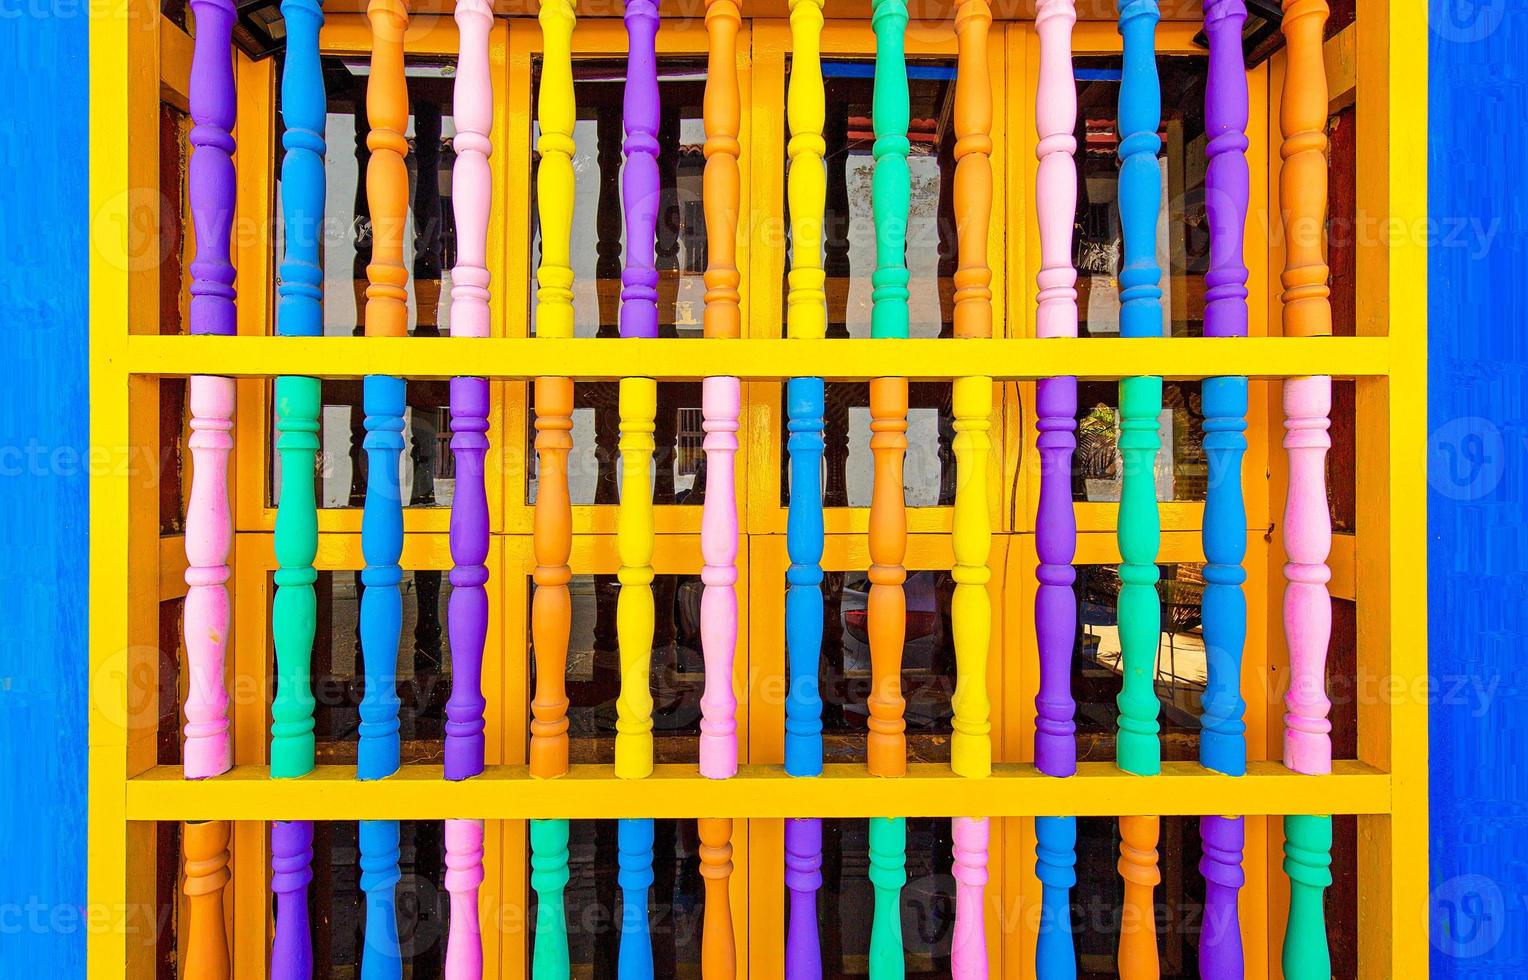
xmin=1428 ymin=1 xmax=1528 ymax=975
xmin=0 ymin=7 xmax=90 ymax=977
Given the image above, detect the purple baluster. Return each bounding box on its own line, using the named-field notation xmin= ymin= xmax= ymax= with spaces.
xmin=1199 ymin=815 xmax=1245 ymax=977
xmin=445 ymin=378 xmax=490 ymax=779
xmin=1034 ymin=376 xmax=1078 ymax=777
xmin=620 ymin=0 xmax=662 ymax=339
xmin=785 ymin=818 xmax=822 ymax=979
xmin=271 ymin=821 xmax=314 ymax=980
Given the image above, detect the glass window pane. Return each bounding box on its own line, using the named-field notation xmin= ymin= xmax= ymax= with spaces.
xmin=1072 ymin=562 xmax=1206 ymax=762
xmin=1073 ymin=380 xmax=1207 ymax=502
xmin=1074 ymin=56 xmax=1209 ymax=338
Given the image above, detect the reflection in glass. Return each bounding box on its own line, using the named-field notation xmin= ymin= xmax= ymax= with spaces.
xmin=529 ymin=574 xmax=704 ymax=765
xmin=813 ymin=570 xmax=955 ymax=764
xmin=794 ymin=818 xmax=955 ymax=979
xmin=271 ymin=570 xmax=452 ymax=764
xmin=1073 ymin=380 xmax=1206 ymax=502
xmin=527 ymin=820 xmax=703 ymax=977
xmin=1071 ymin=563 xmax=1206 ymax=762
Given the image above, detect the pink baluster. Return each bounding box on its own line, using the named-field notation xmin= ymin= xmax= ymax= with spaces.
xmin=183 ymin=377 xmax=234 ymax=777
xmin=1282 ymin=376 xmax=1333 ymax=773
xmin=951 ymin=816 xmax=989 ymax=979
xmin=444 ymin=818 xmax=484 ymax=979
xmin=699 ymin=377 xmax=740 ymax=779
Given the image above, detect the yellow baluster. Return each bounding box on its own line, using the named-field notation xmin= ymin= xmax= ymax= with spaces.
xmin=785 ymin=0 xmax=827 ymax=340
xmin=949 ymin=376 xmax=993 ymax=777
xmin=615 ymin=377 xmax=658 ymax=778
xmin=535 ymin=0 xmax=577 ymax=341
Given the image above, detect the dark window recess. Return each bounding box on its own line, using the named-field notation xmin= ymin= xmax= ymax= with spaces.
xmin=1074 ymin=380 xmax=1207 ymax=503
xmin=1072 ymin=563 xmax=1207 ymax=763
xmin=530 ymin=574 xmax=705 ymax=766
xmin=1072 ymin=817 xmax=1204 ymax=979
xmin=818 ymin=570 xmax=956 ymax=765
xmin=781 ymin=60 xmax=960 ymax=341
xmin=159 ymin=597 xmax=184 ymax=767
xmin=271 ymin=570 xmax=453 ymax=765
xmin=527 ymin=820 xmax=705 ymax=977
xmin=778 ymin=383 xmax=956 ymax=509
xmin=527 ymin=382 xmax=706 ymax=507
xmin=1073 ymin=56 xmax=1210 ymax=339
xmin=790 ymin=818 xmax=956 ymax=979
xmin=155 ymin=822 xmax=181 ymax=980
xmin=529 ymin=58 xmax=710 ymax=338
xmin=308 ymin=821 xmax=451 ymax=975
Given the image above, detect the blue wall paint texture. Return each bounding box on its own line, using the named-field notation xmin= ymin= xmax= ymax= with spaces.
xmin=1429 ymin=1 xmax=1528 ymax=976
xmin=0 ymin=6 xmax=90 ymax=977
xmin=0 ymin=3 xmax=1526 ymax=977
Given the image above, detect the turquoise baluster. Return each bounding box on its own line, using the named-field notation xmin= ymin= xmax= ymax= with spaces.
xmin=868 ymin=817 xmax=906 ymax=980
xmin=531 ymin=819 xmax=571 ymax=980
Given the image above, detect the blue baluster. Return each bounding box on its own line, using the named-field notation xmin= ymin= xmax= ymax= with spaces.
xmin=785 ymin=377 xmax=825 ymax=777
xmin=359 ymin=820 xmax=402 ymax=980
xmin=618 ymin=818 xmax=655 ymax=980
xmin=1035 ymin=816 xmax=1077 ymax=979
xmin=358 ymin=375 xmax=405 ymax=781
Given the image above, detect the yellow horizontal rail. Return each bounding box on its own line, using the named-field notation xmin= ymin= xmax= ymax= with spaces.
xmin=120 ymin=335 xmax=1391 ymax=381
xmin=126 ymin=760 xmax=1390 ymax=821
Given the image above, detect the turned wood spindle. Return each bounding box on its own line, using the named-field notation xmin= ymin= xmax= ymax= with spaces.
xmin=1200 ymin=0 xmax=1251 ymax=778
xmin=271 ymin=0 xmax=323 ymax=783
xmin=699 ymin=379 xmax=740 ymax=778
xmin=358 ymin=0 xmax=410 ymax=783
xmin=444 ymin=818 xmax=485 ymax=979
xmin=1117 ymin=815 xmax=1160 ymax=979
xmin=950 ymin=817 xmax=989 ymax=979
xmin=949 ymin=378 xmax=992 ymax=778
xmin=868 ymin=817 xmax=907 ymax=979
xmin=622 ymin=0 xmax=662 ymax=339
xmin=444 ymin=0 xmax=494 ymax=782
xmin=182 ymin=0 xmax=238 ymax=780
xmin=1280 ymin=0 xmax=1335 ymax=778
xmin=703 ymin=0 xmax=743 ymax=340
xmin=531 ymin=819 xmax=571 ymax=980
xmin=785 ymin=378 xmax=826 ymax=776
xmin=531 ymin=378 xmax=573 ymax=777
xmin=785 ymin=818 xmax=823 ymax=979
xmin=952 ymin=0 xmax=994 ymax=340
xmin=615 ymin=378 xmax=657 ymax=779
xmin=618 ymin=818 xmax=656 ymax=979
xmin=1114 ymin=0 xmax=1164 ymax=778
xmin=1034 ymin=0 xmax=1079 ymax=780
xmin=1282 ymin=814 xmax=1333 ymax=977
xmin=271 ymin=820 xmax=314 ymax=980
xmin=1034 ymin=815 xmax=1077 ymax=979
xmin=1199 ymin=815 xmax=1245 ymax=976
xmin=699 ymin=818 xmax=736 ymax=979
xmin=865 ymin=0 xmax=911 ymax=780
xmin=359 ymin=819 xmax=402 ymax=979
xmin=183 ymin=821 xmax=232 ymax=979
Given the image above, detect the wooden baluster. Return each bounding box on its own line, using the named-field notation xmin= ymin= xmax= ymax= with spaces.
xmin=618 ymin=818 xmax=656 ymax=979
xmin=1282 ymin=814 xmax=1333 ymax=976
xmin=1117 ymin=815 xmax=1160 ymax=979
xmin=699 ymin=377 xmax=741 ymax=781
xmin=699 ymin=0 xmax=742 ymax=784
xmin=1280 ymin=0 xmax=1334 ymax=777
xmin=1033 ymin=0 xmax=1079 ymax=780
xmin=359 ymin=819 xmax=402 ymax=980
xmin=868 ymin=817 xmax=907 ymax=979
xmin=1034 ymin=816 xmax=1077 ymax=978
xmin=866 ymin=0 xmax=910 ymax=780
xmin=1114 ymin=0 xmax=1163 ymax=778
xmin=698 ymin=818 xmax=736 ymax=979
xmin=950 ymin=817 xmax=988 ymax=979
xmin=271 ymin=0 xmax=323 ymax=784
xmin=1199 ymin=815 xmax=1245 ymax=976
xmin=183 ymin=821 xmax=231 ymax=979
xmin=1198 ymin=4 xmax=1251 ymax=973
xmin=530 ymin=818 xmax=571 ymax=980
xmin=785 ymin=0 xmax=827 ymax=343
xmin=785 ymin=818 xmax=823 ymax=979
xmin=949 ymin=376 xmax=993 ymax=779
xmin=615 ymin=379 xmax=657 ymax=779
xmin=444 ymin=818 xmax=484 ymax=979
xmin=182 ymin=0 xmax=237 ymax=780
xmin=622 ymin=0 xmax=661 ymax=340
xmin=1279 ymin=2 xmax=1335 ymax=972
xmin=443 ymin=0 xmax=493 ymax=782
xmin=952 ymin=0 xmax=993 ymax=341
xmin=531 ymin=5 xmax=576 ymax=976
xmin=271 ymin=821 xmax=314 ymax=980
xmin=359 ymin=0 xmax=409 ymax=783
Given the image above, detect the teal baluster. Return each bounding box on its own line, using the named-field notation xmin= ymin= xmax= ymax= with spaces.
xmin=868 ymin=817 xmax=906 ymax=980
xmin=531 ymin=819 xmax=571 ymax=980
xmin=1283 ymin=815 xmax=1333 ymax=978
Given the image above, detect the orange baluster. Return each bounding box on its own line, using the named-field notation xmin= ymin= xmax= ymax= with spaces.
xmin=531 ymin=376 xmax=574 ymax=779
xmin=867 ymin=376 xmax=909 ymax=777
xmin=182 ymin=821 xmax=231 ymax=979
xmin=1117 ymin=815 xmax=1161 ymax=979
xmin=699 ymin=817 xmax=736 ymax=978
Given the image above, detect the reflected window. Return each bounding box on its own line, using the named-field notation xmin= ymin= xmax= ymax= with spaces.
xmin=1072 ymin=563 xmax=1206 ymax=763
xmin=817 ymin=569 xmax=956 ymax=765
xmin=529 ymin=574 xmax=705 ymax=765
xmin=794 ymin=818 xmax=956 ymax=979
xmin=270 ymin=569 xmax=453 ymax=764
xmin=527 ymin=820 xmax=704 ymax=976
xmin=1073 ymin=56 xmax=1209 ymax=338
xmin=1073 ymin=380 xmax=1206 ymax=503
